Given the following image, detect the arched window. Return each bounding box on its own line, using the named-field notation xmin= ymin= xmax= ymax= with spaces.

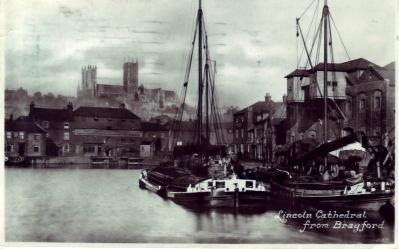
xmin=358 ymin=93 xmax=367 ymax=111
xmin=360 ymin=99 xmax=366 ymax=110
xmin=373 ymin=91 xmax=382 ymax=109
xmin=345 ymin=96 xmax=352 ymax=112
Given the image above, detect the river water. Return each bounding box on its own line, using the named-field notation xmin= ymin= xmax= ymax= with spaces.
xmin=5 ymin=166 xmax=395 ymax=244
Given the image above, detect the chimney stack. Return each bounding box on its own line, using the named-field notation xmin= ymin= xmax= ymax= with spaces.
xmin=265 ymin=93 xmax=271 ymax=104
xmin=120 ymin=103 xmax=126 ymax=109
xmin=67 ymin=102 xmax=73 ymax=113
xmin=283 ymin=94 xmax=287 ymax=104
xmin=30 ymin=101 xmax=35 ymax=113
xmin=10 ymin=113 xmax=13 ymax=121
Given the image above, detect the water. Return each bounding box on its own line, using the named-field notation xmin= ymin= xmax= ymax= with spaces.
xmin=5 ymin=166 xmax=395 ymax=244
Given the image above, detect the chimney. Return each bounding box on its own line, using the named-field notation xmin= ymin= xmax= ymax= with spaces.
xmin=120 ymin=103 xmax=126 ymax=109
xmin=67 ymin=102 xmax=73 ymax=113
xmin=283 ymin=94 xmax=287 ymax=104
xmin=265 ymin=93 xmax=271 ymax=104
xmin=30 ymin=101 xmax=35 ymax=113
xmin=156 ymin=118 xmax=161 ymax=124
xmin=10 ymin=113 xmax=13 ymax=121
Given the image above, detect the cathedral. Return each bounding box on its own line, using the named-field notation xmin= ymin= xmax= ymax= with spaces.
xmin=77 ymin=61 xmax=178 ymax=120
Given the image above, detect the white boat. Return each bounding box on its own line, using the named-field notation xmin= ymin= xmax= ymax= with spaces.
xmin=166 ymin=173 xmax=269 ymax=207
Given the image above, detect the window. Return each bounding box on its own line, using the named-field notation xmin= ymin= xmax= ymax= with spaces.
xmin=145 ymin=132 xmax=148 ymax=138
xmin=13 ymin=132 xmax=18 ymax=138
xmin=240 ymin=144 xmax=244 ymax=152
xmin=5 ymin=145 xmax=13 ymax=152
xmin=84 ymin=145 xmax=96 ymax=153
xmin=346 ymin=100 xmax=352 ymax=112
xmin=34 ymin=134 xmax=39 ymax=140
xmin=360 ymin=99 xmax=366 ymax=110
xmin=241 ymin=117 xmax=244 ymax=122
xmin=34 ymin=146 xmax=40 ymax=153
xmin=236 ymin=118 xmax=239 ymax=124
xmin=6 ymin=132 xmax=11 ymax=139
xmin=63 ymin=144 xmax=69 ymax=152
xmin=375 ymin=97 xmax=381 ymax=108
xmin=19 ymin=132 xmax=24 ymax=139
xmin=64 ymin=132 xmax=69 ymax=140
xmin=327 ymin=81 xmax=338 ymax=87
xmin=141 ymin=146 xmax=144 ymax=151
xmin=241 ymin=129 xmax=244 ymax=138
xmin=42 ymin=121 xmax=49 ymax=128
xmin=64 ymin=122 xmax=69 ymax=129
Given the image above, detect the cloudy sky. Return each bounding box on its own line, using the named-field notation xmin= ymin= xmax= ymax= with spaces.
xmin=4 ymin=0 xmax=396 ymax=108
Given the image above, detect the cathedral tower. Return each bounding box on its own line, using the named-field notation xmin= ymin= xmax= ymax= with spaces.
xmin=123 ymin=60 xmax=138 ymax=95
xmin=81 ymin=65 xmax=97 ymax=99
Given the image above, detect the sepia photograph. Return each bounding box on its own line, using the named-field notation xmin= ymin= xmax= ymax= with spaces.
xmin=2 ymin=0 xmax=397 ymax=247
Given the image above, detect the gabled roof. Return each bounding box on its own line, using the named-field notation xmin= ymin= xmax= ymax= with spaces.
xmin=30 ymin=108 xmax=74 ymax=121
xmin=373 ymin=64 xmax=395 ymax=86
xmin=140 ymin=122 xmax=168 ymax=131
xmin=383 ymin=61 xmax=395 ymax=71
xmin=73 ymin=106 xmax=140 ymax=119
xmin=5 ymin=120 xmax=47 ymax=133
xmin=308 ymin=58 xmax=382 ymax=72
xmin=309 ymin=63 xmax=348 ymax=72
xmin=284 ymin=69 xmax=310 ymax=78
xmin=234 ymin=101 xmax=283 ymax=116
xmin=163 ymin=120 xmax=196 ymax=131
xmin=341 ymin=58 xmax=381 ymax=71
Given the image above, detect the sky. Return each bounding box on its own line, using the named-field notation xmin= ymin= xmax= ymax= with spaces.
xmin=3 ymin=0 xmax=397 ymax=109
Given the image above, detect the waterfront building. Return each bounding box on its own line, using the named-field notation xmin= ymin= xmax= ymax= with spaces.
xmin=284 ymin=58 xmax=395 ymax=148
xmin=140 ymin=121 xmax=168 ymax=156
xmin=232 ymin=93 xmax=283 ymax=160
xmin=4 ymin=115 xmax=47 ymax=160
xmin=72 ymin=104 xmax=142 ymax=158
xmin=26 ymin=101 xmax=74 ymax=156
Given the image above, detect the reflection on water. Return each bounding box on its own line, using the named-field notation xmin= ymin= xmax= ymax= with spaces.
xmin=5 ymin=166 xmax=394 ymax=244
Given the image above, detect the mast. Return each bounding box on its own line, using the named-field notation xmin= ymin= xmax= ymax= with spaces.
xmin=323 ymin=0 xmax=329 ymax=168
xmin=205 ymin=35 xmax=210 ymax=144
xmin=198 ymin=0 xmax=203 ymax=165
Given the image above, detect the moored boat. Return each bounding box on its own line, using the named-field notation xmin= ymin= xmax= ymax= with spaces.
xmin=166 ymin=173 xmax=269 ymax=207
xmin=269 ymin=170 xmax=394 ymax=210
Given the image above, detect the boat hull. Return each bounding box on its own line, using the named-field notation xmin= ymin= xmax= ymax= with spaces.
xmin=138 ymin=174 xmax=166 ymax=196
xmin=271 ymin=180 xmax=394 ymax=211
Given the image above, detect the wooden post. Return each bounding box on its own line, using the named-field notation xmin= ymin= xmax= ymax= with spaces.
xmin=234 ymin=187 xmax=239 ymax=208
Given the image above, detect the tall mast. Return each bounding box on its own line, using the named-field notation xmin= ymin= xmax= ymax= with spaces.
xmin=198 ymin=0 xmax=203 ymax=165
xmin=205 ymin=35 xmax=210 ymax=144
xmin=323 ymin=0 xmax=329 ymax=168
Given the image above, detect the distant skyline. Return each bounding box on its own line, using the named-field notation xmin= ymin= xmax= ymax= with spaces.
xmin=4 ymin=0 xmax=396 ymax=108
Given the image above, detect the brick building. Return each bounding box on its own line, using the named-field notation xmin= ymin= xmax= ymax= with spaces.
xmin=284 ymin=58 xmax=395 ymax=149
xmin=72 ymin=104 xmax=142 ymax=158
xmin=233 ymin=93 xmax=283 ymax=159
xmin=26 ymin=101 xmax=74 ymax=156
xmin=5 ymin=117 xmax=47 ymax=160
